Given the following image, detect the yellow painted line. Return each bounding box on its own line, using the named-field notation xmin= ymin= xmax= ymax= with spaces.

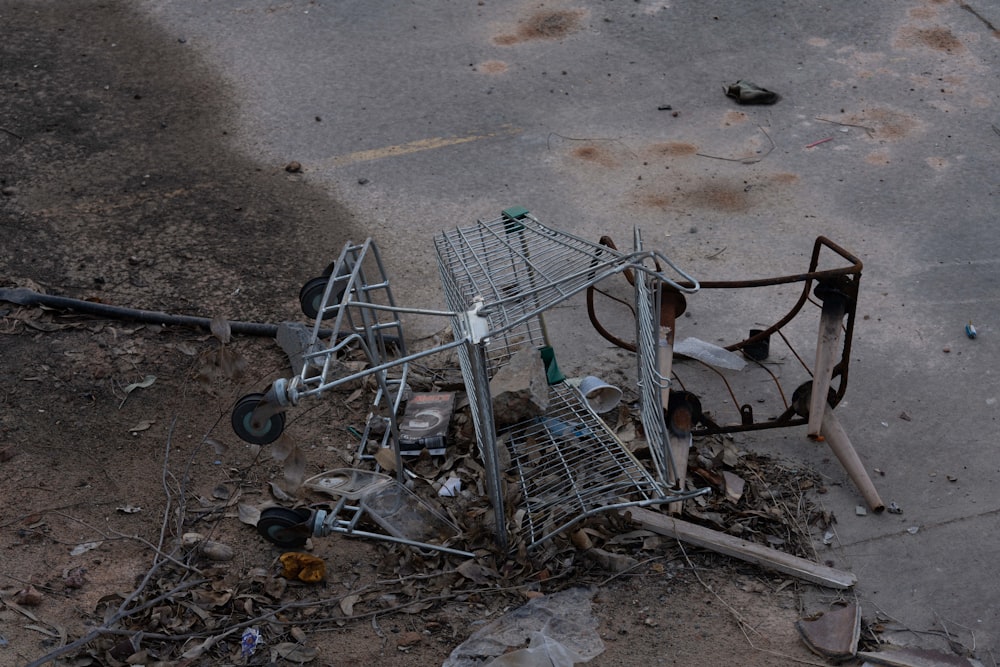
xmin=320 ymin=126 xmax=521 ymax=168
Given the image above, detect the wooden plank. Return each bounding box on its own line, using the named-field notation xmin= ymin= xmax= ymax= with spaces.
xmin=623 ymin=507 xmax=857 ymax=589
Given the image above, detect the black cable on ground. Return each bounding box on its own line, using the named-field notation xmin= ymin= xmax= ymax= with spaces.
xmin=0 ymin=287 xmax=318 ymax=338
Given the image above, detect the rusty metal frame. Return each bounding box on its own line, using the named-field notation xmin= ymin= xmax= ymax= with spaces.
xmin=587 ymin=236 xmax=863 ymax=437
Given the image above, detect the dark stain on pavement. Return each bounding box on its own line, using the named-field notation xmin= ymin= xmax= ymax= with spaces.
xmin=0 ymin=1 xmax=356 ymax=321
xmin=571 ymin=144 xmax=619 ymax=167
xmin=494 ymin=10 xmax=586 ymax=45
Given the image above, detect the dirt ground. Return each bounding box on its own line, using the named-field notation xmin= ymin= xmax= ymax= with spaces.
xmin=2 ymin=3 xmax=832 ymax=666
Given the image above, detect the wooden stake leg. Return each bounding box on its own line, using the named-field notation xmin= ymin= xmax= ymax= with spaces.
xmin=820 ymin=410 xmax=885 ymax=512
xmin=808 ymin=298 xmax=846 ymax=436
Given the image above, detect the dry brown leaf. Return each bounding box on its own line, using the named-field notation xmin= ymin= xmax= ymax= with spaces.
xmin=14 ymin=585 xmax=44 ymax=606
xmin=570 ymin=529 xmax=593 ymax=550
xmin=584 ymin=547 xmax=638 ymax=572
xmin=205 ymin=438 xmax=228 ymax=456
xmin=374 ymin=447 xmax=397 ymax=472
xmin=237 ymin=503 xmax=261 ymax=526
xmin=209 ymin=314 xmax=231 ymax=344
xmin=269 ymin=481 xmax=296 ymax=502
xmin=218 ymin=346 xmax=247 ymax=380
xmin=271 ymin=433 xmax=294 ymax=463
xmin=456 ymin=560 xmax=498 ymax=584
xmin=265 ymin=576 xmax=288 ymax=600
xmin=191 ymin=589 xmax=233 ymax=608
xmin=200 ymin=540 xmax=234 ymax=562
xmin=339 ymin=593 xmax=360 ymax=616
xmin=284 ymin=445 xmax=307 ymax=491
xmin=273 ymin=642 xmax=318 ymax=663
xmin=127 ymin=420 xmax=154 ymax=433
xmin=62 ymin=566 xmax=88 ymax=589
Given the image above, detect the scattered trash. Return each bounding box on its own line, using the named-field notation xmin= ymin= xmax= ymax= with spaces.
xmin=796 ymin=602 xmax=860 ymax=661
xmin=241 ymin=627 xmax=263 ymax=658
xmin=906 ymin=526 xmax=919 ymax=535
xmin=398 ymin=392 xmax=455 ymax=455
xmin=70 ymin=541 xmax=102 ymax=556
xmin=577 ymin=375 xmax=623 ymax=413
xmin=822 ymin=529 xmax=835 ymax=545
xmin=724 ymin=80 xmax=780 ymax=105
xmin=965 ymin=321 xmax=977 ymax=339
xmin=438 ymin=476 xmax=462 ymax=497
xmin=887 ymin=501 xmax=902 ymax=514
xmin=116 ymin=504 xmax=142 ymax=514
xmin=898 ymin=411 xmax=912 ymax=421
xmin=442 ymin=588 xmax=605 ymax=667
xmin=279 ymin=552 xmax=326 ymax=583
xmin=674 ymin=337 xmax=747 ymax=370
xmin=297 ymin=469 xmax=464 ymax=549
xmin=855 ymin=505 xmax=867 ymax=516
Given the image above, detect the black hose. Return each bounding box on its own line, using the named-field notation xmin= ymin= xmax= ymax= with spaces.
xmin=0 ymin=287 xmax=319 ymax=338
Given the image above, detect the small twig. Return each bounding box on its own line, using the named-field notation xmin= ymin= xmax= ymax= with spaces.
xmin=706 ymin=246 xmax=727 ymax=259
xmin=805 ymin=137 xmax=833 ymax=149
xmin=597 ymin=554 xmax=680 ymax=587
xmin=25 ymin=578 xmax=205 ymax=667
xmin=696 ymin=125 xmax=775 ymax=164
xmin=676 ymin=542 xmax=829 ymax=666
xmin=675 ymin=541 xmax=760 ymax=637
xmin=814 ymin=117 xmax=875 ymax=136
xmin=0 ymin=126 xmax=23 ymax=140
xmin=546 ymin=131 xmax=638 ymax=158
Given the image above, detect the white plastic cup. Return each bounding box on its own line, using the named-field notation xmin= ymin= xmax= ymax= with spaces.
xmin=578 ymin=375 xmax=623 ymax=413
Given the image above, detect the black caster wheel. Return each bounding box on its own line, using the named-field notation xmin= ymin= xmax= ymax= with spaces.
xmin=299 ymin=276 xmax=331 ymax=320
xmin=231 ymin=392 xmax=286 ymax=445
xmin=299 ymin=263 xmax=350 ymax=320
xmin=257 ymin=507 xmax=314 ymax=548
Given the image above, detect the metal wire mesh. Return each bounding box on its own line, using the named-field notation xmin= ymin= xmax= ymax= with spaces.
xmin=434 ymin=212 xmax=703 ymax=549
xmin=635 ymin=267 xmax=676 ymax=485
xmin=505 ymin=383 xmax=693 ymax=548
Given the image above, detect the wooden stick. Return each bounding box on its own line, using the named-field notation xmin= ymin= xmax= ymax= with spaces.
xmin=808 ymin=298 xmax=846 ymax=436
xmin=623 ymin=508 xmax=858 ymax=589
xmin=820 ymin=410 xmax=885 ymax=512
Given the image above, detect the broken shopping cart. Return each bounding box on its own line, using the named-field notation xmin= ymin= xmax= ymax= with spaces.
xmin=232 ymin=207 xmax=882 ymax=556
xmin=231 ymin=207 xmax=710 ymax=554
